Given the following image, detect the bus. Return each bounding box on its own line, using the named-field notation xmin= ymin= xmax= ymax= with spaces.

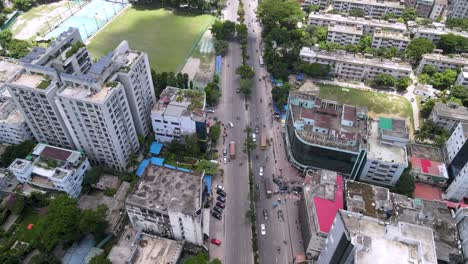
xmin=229 ymin=141 xmax=236 ymax=159
xmin=261 ymin=133 xmax=267 ymax=150
xmin=259 ymin=55 xmax=264 ymax=67
xmin=264 ymin=180 xmax=272 ymax=198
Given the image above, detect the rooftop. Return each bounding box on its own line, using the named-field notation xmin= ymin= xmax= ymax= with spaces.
xmin=367 ymin=119 xmax=407 ymax=164
xmin=334 ymin=0 xmax=406 ymax=8
xmin=373 ymin=30 xmax=410 ymax=41
xmin=289 ymin=91 xmax=368 ymax=152
xmin=0 ymin=90 xmax=24 ymax=124
xmin=408 ymin=143 xmax=444 ymax=161
xmin=345 ymin=180 xmax=462 ymax=262
xmin=11 ymin=71 xmax=51 ymax=89
xmin=413 ymin=183 xmax=443 ymax=201
xmin=337 ymin=210 xmax=437 ymax=264
xmin=415 ymin=26 xmax=468 ymax=39
xmin=108 ymin=228 xmax=183 ymax=264
xmin=328 ymin=24 xmax=363 ymax=35
xmin=152 ymin=86 xmax=206 ymax=120
xmin=421 ymin=52 xmax=468 ymax=66
xmin=410 ymin=157 xmax=448 ymax=178
xmin=0 ymin=59 xmax=21 ymax=85
xmin=58 ymin=83 xmax=119 ymax=104
xmin=308 ymin=13 xmax=407 ymax=32
xmin=300 ymin=47 xmax=412 ymax=71
xmin=126 ymin=164 xmax=203 ymax=214
xmin=432 ymin=103 xmax=468 ymax=121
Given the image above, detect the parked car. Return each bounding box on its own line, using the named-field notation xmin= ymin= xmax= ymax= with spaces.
xmin=292 ymin=186 xmax=303 ymax=193
xmin=217 ymin=196 xmax=226 ymax=203
xmin=228 ymin=121 xmax=234 ymax=128
xmin=279 ymin=185 xmax=288 ymax=191
xmin=223 ymin=148 xmax=227 ymax=157
xmin=255 ymin=126 xmax=260 ymax=134
xmin=216 ymin=189 xmax=226 ymax=197
xmin=252 ymin=133 xmax=256 ymax=142
xmin=216 ymin=201 xmax=225 ymax=209
xmin=223 ymin=157 xmax=227 ymax=164
xmin=215 ymin=185 xmax=224 ymax=191
xmin=236 ymin=88 xmax=240 ymax=93
xmin=263 ymin=209 xmax=268 ymax=220
xmin=206 ymin=109 xmax=215 ymax=113
xmin=273 ymin=177 xmax=282 ymax=186
xmin=213 ymin=206 xmax=223 ymax=214
xmin=260 ymin=224 xmax=266 ymax=235
xmin=211 ymin=238 xmax=222 ymax=246
xmin=259 ymin=166 xmax=264 ymax=176
xmin=212 ymin=212 xmax=222 ymax=220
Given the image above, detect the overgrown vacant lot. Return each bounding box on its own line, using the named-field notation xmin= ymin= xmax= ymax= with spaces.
xmin=87 ymin=6 xmax=214 ymax=72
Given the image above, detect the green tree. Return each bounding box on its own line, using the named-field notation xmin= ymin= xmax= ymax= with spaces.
xmin=401 ymin=8 xmax=416 ymax=22
xmin=89 ymin=254 xmax=112 ymax=264
xmin=209 ymin=122 xmax=221 ymax=144
xmin=349 ymin=8 xmax=365 ymax=17
xmin=272 ymin=83 xmax=291 ymax=107
xmin=27 ymin=192 xmax=49 ymax=208
xmin=371 ymin=73 xmax=396 ymax=89
xmin=29 ymin=253 xmax=60 ymax=264
xmin=450 ymin=85 xmax=468 ymax=107
xmin=82 ymin=166 xmax=102 ymax=193
xmin=185 ymin=252 xmax=223 ymax=264
xmin=205 ymin=81 xmax=220 ymax=106
xmin=0 ymin=140 xmax=35 ymax=167
xmin=420 ymin=99 xmax=436 ymax=118
xmin=431 ymin=69 xmax=457 ymax=89
xmin=79 ymin=205 xmax=108 ymax=237
xmin=243 ymin=131 xmax=256 ymax=154
xmin=213 ymin=39 xmax=228 ymax=56
xmin=357 ymin=35 xmax=372 ymax=52
xmin=13 ymin=0 xmax=35 ymax=11
xmin=258 ymin=0 xmax=303 ymax=34
xmin=406 ymin=38 xmax=435 ymax=63
xmin=446 ymin=18 xmax=468 ymax=31
xmin=421 ymin=65 xmax=438 ymax=76
xmin=210 ymin=20 xmax=236 ymax=40
xmin=240 ymin=78 xmax=252 ymax=96
xmin=236 ymin=64 xmax=255 ymax=79
xmin=438 ymin=34 xmax=468 ymax=54
xmin=183 ymin=134 xmax=200 ymax=157
xmin=390 ymin=165 xmax=414 ymax=198
xmin=396 ymin=77 xmax=412 ymax=92
xmin=297 ymin=63 xmax=330 ymax=77
xmin=6 ymin=194 xmax=25 ymax=215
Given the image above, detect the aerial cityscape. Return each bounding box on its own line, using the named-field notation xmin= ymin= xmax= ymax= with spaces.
xmin=0 ymin=0 xmax=466 ymax=262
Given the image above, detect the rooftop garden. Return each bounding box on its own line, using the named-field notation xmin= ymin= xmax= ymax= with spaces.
xmin=182 ymin=89 xmax=204 ymax=110
xmin=36 ymin=78 xmax=51 ymax=90
xmin=65 ymin=41 xmax=85 ymax=59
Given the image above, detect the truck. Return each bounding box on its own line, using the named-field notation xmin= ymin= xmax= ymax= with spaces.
xmin=264 ymin=180 xmax=272 ymax=198
xmin=229 ymin=141 xmax=236 ymax=159
xmin=260 ymin=133 xmax=267 ymax=150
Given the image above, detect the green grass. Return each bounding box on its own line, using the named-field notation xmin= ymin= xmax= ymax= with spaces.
xmin=87 ymin=7 xmax=214 ymax=72
xmin=317 ymin=84 xmax=414 ymax=127
xmin=14 ymin=207 xmax=43 ymax=243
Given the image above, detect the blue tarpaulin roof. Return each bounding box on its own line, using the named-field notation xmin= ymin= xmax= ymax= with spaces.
xmin=149 ymin=142 xmax=163 ymax=156
xmin=296 ymin=73 xmax=304 ymax=81
xmin=136 ymin=159 xmax=149 ymax=177
xmin=215 ymin=55 xmax=222 ymax=76
xmin=204 ymin=175 xmax=212 ymax=194
xmin=150 ymin=157 xmax=164 ymax=166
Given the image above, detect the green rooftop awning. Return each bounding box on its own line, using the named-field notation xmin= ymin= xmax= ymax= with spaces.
xmin=379 ymin=117 xmax=393 ymax=130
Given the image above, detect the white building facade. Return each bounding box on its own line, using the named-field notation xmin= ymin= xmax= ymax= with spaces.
xmin=416 ymin=51 xmax=468 ymax=74
xmin=371 ymin=31 xmax=410 ymax=52
xmin=447 ymin=0 xmax=468 ymax=19
xmin=300 ymin=47 xmax=412 ymax=81
xmin=456 ymin=67 xmax=468 ymax=86
xmin=429 ymin=103 xmax=468 ymax=131
xmin=8 ymin=143 xmax=89 ymax=197
xmin=326 ymin=24 xmax=363 ymax=45
xmin=0 ymin=89 xmax=33 ymax=145
xmin=332 ymin=0 xmax=405 ymax=17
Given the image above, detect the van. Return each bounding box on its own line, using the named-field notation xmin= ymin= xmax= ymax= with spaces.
xmin=210 ymin=160 xmax=220 ymax=165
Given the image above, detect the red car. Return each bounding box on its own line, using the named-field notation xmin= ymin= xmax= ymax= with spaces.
xmin=211 ymin=238 xmax=222 ymax=246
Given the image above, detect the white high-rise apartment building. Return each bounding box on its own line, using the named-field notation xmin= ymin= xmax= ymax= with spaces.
xmin=333 ymin=0 xmax=406 ymax=18
xmin=6 ymin=67 xmax=75 ymax=149
xmin=8 ymin=143 xmax=89 ymax=197
xmin=0 ymin=88 xmax=33 ymax=145
xmin=445 ymin=122 xmax=468 ymax=201
xmin=448 ymin=0 xmax=468 ymax=19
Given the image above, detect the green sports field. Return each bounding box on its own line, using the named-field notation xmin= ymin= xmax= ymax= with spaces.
xmin=87 ymin=7 xmax=214 ymax=72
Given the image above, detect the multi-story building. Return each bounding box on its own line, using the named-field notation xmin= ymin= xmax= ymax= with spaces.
xmin=456 ymin=66 xmax=468 ymax=86
xmin=108 ymin=227 xmax=184 ymax=264
xmin=299 ymin=170 xmax=343 ymax=261
xmin=56 ymin=55 xmax=140 ymax=171
xmin=0 ymin=88 xmax=33 ymax=145
xmin=6 ymin=66 xmax=75 ymax=149
xmin=308 ymin=13 xmax=408 ymax=34
xmin=455 ymin=207 xmax=468 ymax=263
xmin=371 ymin=30 xmax=410 ymax=51
xmin=345 ymin=180 xmax=462 ymax=262
xmin=332 ymin=0 xmax=406 ymax=18
xmin=358 ymin=117 xmax=408 ymax=186
xmin=303 ymin=0 xmax=329 ymax=8
xmin=7 ymin=143 xmax=89 ymax=197
xmin=445 ymin=122 xmax=468 ymax=201
xmin=429 ymin=0 xmax=447 ymax=19
xmin=317 ymin=210 xmax=437 ymax=264
xmin=417 ymin=50 xmax=468 ymax=74
xmin=415 ymin=0 xmax=435 ymax=18
xmin=409 ymin=143 xmax=449 ymax=187
xmin=300 ymin=47 xmax=412 ymax=81
xmin=125 ymin=164 xmax=207 ymax=245
xmin=429 ymin=102 xmax=468 ymax=131
xmin=447 ymin=0 xmax=468 ymax=19
xmin=326 ymin=24 xmax=363 ymax=45
xmin=151 ymin=86 xmax=206 ymax=143
xmin=285 ymin=90 xmax=368 ymax=176
xmin=413 ymin=25 xmax=468 ymax=44
xmin=113 ymin=42 xmax=156 ymax=137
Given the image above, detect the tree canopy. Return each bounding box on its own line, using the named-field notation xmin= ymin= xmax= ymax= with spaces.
xmin=437 ymin=34 xmax=468 ymax=54
xmin=450 ymin=85 xmax=468 ymax=107
xmin=405 ymin=38 xmax=435 ymax=63
xmin=272 ymin=83 xmax=291 ymax=108
xmin=445 ymin=18 xmax=468 ymax=31
xmin=210 ymin=20 xmax=236 ymax=40
xmin=349 ymin=8 xmax=365 ymax=17
xmin=371 ymin=73 xmax=396 ymax=89
xmin=258 ymin=0 xmax=303 ymax=34
xmin=0 ymin=140 xmax=35 ymax=167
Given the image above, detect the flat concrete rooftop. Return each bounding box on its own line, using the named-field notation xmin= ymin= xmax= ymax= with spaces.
xmin=367 ymin=120 xmax=406 ymax=164
xmin=126 ymin=164 xmax=203 ymax=214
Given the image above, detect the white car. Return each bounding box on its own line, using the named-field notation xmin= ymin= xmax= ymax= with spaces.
xmin=260 ymin=224 xmax=266 ymax=235
xmin=228 ymin=122 xmax=234 ymax=128
xmin=252 ymin=133 xmax=256 ymax=142
xmin=259 ymin=166 xmax=264 ymax=176
xmin=223 ymin=157 xmax=227 ymax=164
xmin=215 ymin=185 xmax=224 ymax=191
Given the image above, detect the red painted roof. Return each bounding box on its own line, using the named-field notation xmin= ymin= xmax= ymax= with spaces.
xmin=410 ymin=157 xmax=444 ymax=176
xmin=314 ymin=175 xmax=344 ymax=234
xmin=40 ymin=146 xmax=72 ymax=161
xmin=413 ymin=183 xmax=442 ymax=201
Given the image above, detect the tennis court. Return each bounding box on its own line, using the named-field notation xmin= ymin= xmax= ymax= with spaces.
xmin=45 ymin=0 xmax=128 ymax=41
